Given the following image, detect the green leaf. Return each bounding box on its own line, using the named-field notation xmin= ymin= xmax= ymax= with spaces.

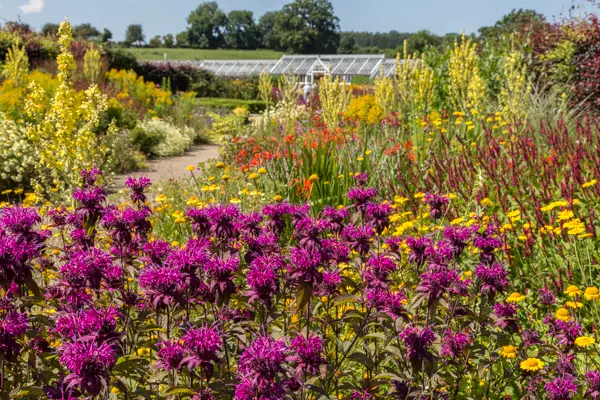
xmin=166 ymin=387 xmax=197 ymax=395
xmin=295 ymin=282 xmax=313 ymax=312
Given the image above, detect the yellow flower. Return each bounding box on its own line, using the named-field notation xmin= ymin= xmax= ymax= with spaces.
xmin=230 ymin=198 xmax=241 ymax=204
xmin=564 ymin=285 xmax=582 ymax=297
xmin=111 ymin=387 xmax=121 ymax=394
xmin=258 ymin=167 xmax=267 ymax=175
xmin=499 ymin=345 xmax=517 ymax=359
xmin=555 ymin=307 xmax=570 ymax=322
xmin=558 ymin=210 xmax=574 ymax=221
xmin=215 ymin=161 xmax=225 ymax=169
xmin=582 ymin=179 xmax=597 ymax=188
xmin=584 ymin=286 xmax=600 ymax=301
xmin=137 ymin=347 xmax=151 ymax=357
xmin=480 ymin=198 xmax=493 ymax=206
xmin=506 ymin=292 xmax=526 ymax=303
xmin=520 ymin=358 xmax=544 ymax=372
xmin=575 ymin=336 xmax=596 ymax=348
xmin=308 ymin=174 xmax=319 ymax=181
xmin=186 ymin=165 xmax=195 ymax=171
xmin=291 ymin=315 xmax=299 ymax=324
xmin=248 ymin=173 xmax=259 ymax=180
xmin=273 ymin=195 xmax=283 ymax=202
xmin=565 ymin=301 xmax=583 ymax=309
xmin=1 ymin=189 xmax=12 ymax=195
xmin=222 ymin=175 xmax=230 ymax=181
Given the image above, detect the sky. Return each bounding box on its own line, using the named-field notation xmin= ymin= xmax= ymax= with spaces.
xmin=0 ymin=0 xmax=584 ymax=41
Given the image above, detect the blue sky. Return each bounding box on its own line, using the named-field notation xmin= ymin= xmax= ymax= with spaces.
xmin=0 ymin=0 xmax=581 ymax=40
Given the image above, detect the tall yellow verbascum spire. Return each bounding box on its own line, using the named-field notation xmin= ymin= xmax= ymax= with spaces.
xmin=499 ymin=47 xmax=531 ymax=120
xmin=26 ymin=20 xmax=113 ymax=198
xmin=394 ymin=41 xmax=434 ymax=115
xmin=449 ymin=34 xmax=486 ymax=114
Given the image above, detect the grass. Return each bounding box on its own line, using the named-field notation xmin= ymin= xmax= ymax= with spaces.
xmin=125 ymin=47 xmax=283 ymax=61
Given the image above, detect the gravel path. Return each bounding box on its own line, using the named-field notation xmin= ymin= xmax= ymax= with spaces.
xmin=111 ymin=144 xmax=221 ymax=189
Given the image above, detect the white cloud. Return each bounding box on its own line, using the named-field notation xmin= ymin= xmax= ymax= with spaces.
xmin=18 ymin=0 xmax=44 ymax=14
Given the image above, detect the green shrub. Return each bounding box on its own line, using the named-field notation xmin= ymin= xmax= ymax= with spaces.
xmin=105 ymin=48 xmax=139 ymax=72
xmin=194 ymin=97 xmax=267 ymax=113
xmin=105 ymin=129 xmax=147 ymax=174
xmin=132 ymin=118 xmax=193 ymax=157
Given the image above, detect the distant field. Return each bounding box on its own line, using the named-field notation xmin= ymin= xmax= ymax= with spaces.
xmin=126 ymin=48 xmax=283 ymax=61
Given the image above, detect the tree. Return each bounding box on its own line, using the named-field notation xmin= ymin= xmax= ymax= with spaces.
xmin=176 ymin=31 xmax=190 ymax=48
xmin=125 ymin=24 xmax=145 ymax=46
xmin=225 ymin=10 xmax=260 ymax=49
xmin=100 ymin=28 xmax=113 ymax=43
xmin=338 ymin=35 xmax=356 ymax=54
xmin=72 ymin=23 xmax=101 ymax=40
xmin=163 ymin=34 xmax=175 ymax=48
xmin=41 ymin=23 xmax=59 ymax=36
xmin=404 ymin=30 xmax=441 ymax=54
xmin=149 ymin=35 xmax=163 ymax=48
xmin=258 ymin=11 xmax=281 ymax=50
xmin=186 ymin=2 xmax=228 ymax=49
xmin=275 ymin=0 xmax=340 ymax=54
xmin=478 ymin=9 xmax=546 ymax=43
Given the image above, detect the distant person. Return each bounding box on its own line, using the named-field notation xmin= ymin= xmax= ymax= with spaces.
xmin=303 ymin=83 xmax=311 ymax=103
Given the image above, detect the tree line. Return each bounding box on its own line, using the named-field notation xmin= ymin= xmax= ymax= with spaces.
xmin=36 ymin=2 xmax=546 ymax=55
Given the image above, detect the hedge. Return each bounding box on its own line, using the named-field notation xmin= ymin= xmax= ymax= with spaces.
xmin=194 ymin=98 xmax=268 ymax=113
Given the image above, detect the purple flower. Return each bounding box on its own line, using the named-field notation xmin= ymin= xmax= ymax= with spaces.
xmin=399 ymin=325 xmax=436 ymax=362
xmin=289 ymin=334 xmax=326 ymax=377
xmin=585 ymin=370 xmax=600 ymax=399
xmin=545 ymin=374 xmax=577 ymax=400
xmin=322 ymin=206 xmax=349 ymax=234
xmin=354 ymin=172 xmax=369 ymax=186
xmin=205 ymin=204 xmax=240 ymax=240
xmin=61 ymin=248 xmax=113 ymax=290
xmin=262 ymin=202 xmax=292 ymax=236
xmin=539 ymin=288 xmax=556 ymax=306
xmin=206 ymin=256 xmax=239 ymax=303
xmin=247 ymin=262 xmax=279 ymax=308
xmin=317 ymin=270 xmax=342 ymax=296
xmin=0 ymin=310 xmax=29 ymax=361
xmin=473 ymin=225 xmax=502 ymax=264
xmin=55 ymin=307 xmax=120 ymax=341
xmin=347 ymin=187 xmax=378 ymax=210
xmin=125 ymin=176 xmax=151 ymax=204
xmin=405 ymin=236 xmax=433 ymax=267
xmin=139 ymin=265 xmax=184 ymax=308
xmin=142 ymin=240 xmax=172 ymax=264
xmin=238 ymin=336 xmax=287 ymax=381
xmin=59 ymin=340 xmax=115 ymax=396
xmin=234 ymin=376 xmax=286 ymax=400
xmin=475 ymin=262 xmax=509 ymax=297
xmin=523 ymin=329 xmax=542 ymax=346
xmin=364 ymin=255 xmax=397 ymax=287
xmin=351 ymin=390 xmax=373 ymax=400
xmin=80 ymin=168 xmax=102 ymax=187
xmin=341 ymin=224 xmax=375 ymax=255
xmin=0 ymin=207 xmax=41 ymax=235
xmin=181 ymin=327 xmax=221 ymax=376
xmin=72 ymin=186 xmax=106 ymax=228
xmin=289 ymin=246 xmax=323 ymax=285
xmin=186 ymin=208 xmax=211 ymax=237
xmin=441 ymin=330 xmax=471 ymax=359
xmin=493 ymin=303 xmax=519 ymax=331
xmin=417 ymin=264 xmax=465 ymax=302
xmin=365 ymin=202 xmax=392 ymax=234
xmin=424 ymin=193 xmax=449 ymax=219
xmin=443 ymin=226 xmax=472 ymax=258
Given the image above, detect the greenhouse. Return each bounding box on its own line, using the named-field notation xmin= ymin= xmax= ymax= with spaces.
xmin=147 ymin=54 xmax=411 ymax=82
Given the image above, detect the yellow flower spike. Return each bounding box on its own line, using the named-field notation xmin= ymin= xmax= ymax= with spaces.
xmin=519 ymin=358 xmax=544 ymax=372
xmin=308 ymin=174 xmax=319 ymax=182
xmin=506 ymin=292 xmax=526 ymax=303
xmin=575 ymin=336 xmax=596 ymax=348
xmin=584 ymin=287 xmax=600 ymax=301
xmin=564 ymin=285 xmax=582 ymax=297
xmin=555 ymin=307 xmax=570 ymax=322
xmin=186 ymin=165 xmax=195 ymax=171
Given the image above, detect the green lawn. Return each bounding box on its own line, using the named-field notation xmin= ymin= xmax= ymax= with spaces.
xmin=126 ymin=47 xmax=283 ymax=61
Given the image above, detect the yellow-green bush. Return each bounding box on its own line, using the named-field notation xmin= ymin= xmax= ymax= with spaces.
xmin=0 ymin=113 xmax=36 ymax=190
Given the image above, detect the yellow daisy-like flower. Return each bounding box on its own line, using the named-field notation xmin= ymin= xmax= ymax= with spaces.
xmin=273 ymin=195 xmax=283 ymax=202
xmin=564 ymin=285 xmax=582 ymax=297
xmin=499 ymin=345 xmax=517 ymax=359
xmin=248 ymin=173 xmax=259 ymax=180
xmin=258 ymin=167 xmax=267 ymax=174
xmin=137 ymin=347 xmax=151 ymax=357
xmin=585 ymin=286 xmax=600 ymax=301
xmin=555 ymin=307 xmax=570 ymax=322
xmin=308 ymin=174 xmax=319 ymax=181
xmin=565 ymin=301 xmax=583 ymax=309
xmin=582 ymin=179 xmax=597 ymax=188
xmin=215 ymin=161 xmax=225 ymax=169
xmin=186 ymin=165 xmax=195 ymax=171
xmin=520 ymin=358 xmax=544 ymax=372
xmin=575 ymin=336 xmax=596 ymax=348
xmin=506 ymin=292 xmax=526 ymax=303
